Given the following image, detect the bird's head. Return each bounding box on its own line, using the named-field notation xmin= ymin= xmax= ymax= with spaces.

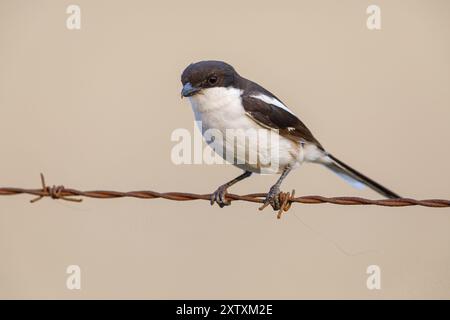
xmin=181 ymin=60 xmax=237 ymax=98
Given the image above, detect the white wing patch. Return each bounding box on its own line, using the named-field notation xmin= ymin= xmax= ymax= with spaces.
xmin=250 ymin=94 xmax=296 ymax=116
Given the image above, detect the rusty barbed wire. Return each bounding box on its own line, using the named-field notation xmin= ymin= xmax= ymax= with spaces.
xmin=0 ymin=174 xmax=449 ymax=219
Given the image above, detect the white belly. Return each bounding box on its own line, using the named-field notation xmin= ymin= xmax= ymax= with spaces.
xmin=187 ymin=87 xmax=301 ymax=174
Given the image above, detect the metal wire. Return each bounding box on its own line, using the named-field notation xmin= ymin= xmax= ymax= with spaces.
xmin=0 ymin=174 xmax=449 ymax=219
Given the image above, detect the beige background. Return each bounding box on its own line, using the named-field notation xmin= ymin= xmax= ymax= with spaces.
xmin=0 ymin=0 xmax=449 ymax=299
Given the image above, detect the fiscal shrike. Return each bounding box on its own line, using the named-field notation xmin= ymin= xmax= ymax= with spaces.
xmin=181 ymin=60 xmax=400 ymax=210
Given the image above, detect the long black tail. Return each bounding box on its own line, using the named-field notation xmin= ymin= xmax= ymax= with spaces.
xmin=324 ymin=153 xmax=400 ymax=199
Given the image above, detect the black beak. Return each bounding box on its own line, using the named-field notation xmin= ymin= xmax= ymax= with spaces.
xmin=181 ymin=82 xmax=201 ymax=98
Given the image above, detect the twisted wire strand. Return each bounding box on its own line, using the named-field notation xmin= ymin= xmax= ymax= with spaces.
xmin=0 ymin=174 xmax=448 ymax=219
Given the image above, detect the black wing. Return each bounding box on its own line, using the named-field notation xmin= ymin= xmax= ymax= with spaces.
xmin=241 ymin=95 xmax=323 ymax=149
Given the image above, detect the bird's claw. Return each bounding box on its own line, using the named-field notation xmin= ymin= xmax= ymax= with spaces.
xmin=260 ymin=185 xmax=281 ymax=211
xmin=210 ymin=185 xmax=231 ymax=208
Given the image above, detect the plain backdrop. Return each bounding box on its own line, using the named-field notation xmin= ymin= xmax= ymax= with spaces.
xmin=0 ymin=0 xmax=449 ymax=299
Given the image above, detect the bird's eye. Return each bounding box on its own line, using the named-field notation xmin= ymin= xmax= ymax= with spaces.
xmin=208 ymin=76 xmax=218 ymax=85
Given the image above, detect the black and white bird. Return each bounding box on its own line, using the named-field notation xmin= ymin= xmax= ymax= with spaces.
xmin=181 ymin=60 xmax=400 ymax=210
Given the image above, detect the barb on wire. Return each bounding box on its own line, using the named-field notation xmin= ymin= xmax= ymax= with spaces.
xmin=30 ymin=173 xmax=82 ymax=203
xmin=0 ymin=174 xmax=449 ymax=219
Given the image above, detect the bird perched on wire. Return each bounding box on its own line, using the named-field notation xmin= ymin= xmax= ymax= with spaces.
xmin=181 ymin=60 xmax=400 ymax=210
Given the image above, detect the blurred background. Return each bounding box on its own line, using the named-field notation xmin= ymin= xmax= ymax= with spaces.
xmin=0 ymin=0 xmax=449 ymax=299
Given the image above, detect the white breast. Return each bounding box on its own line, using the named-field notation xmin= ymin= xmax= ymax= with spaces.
xmin=187 ymin=87 xmax=301 ymax=174
xmin=188 ymin=87 xmax=247 ymax=132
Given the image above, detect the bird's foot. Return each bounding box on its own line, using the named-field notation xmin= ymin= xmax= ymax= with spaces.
xmin=210 ymin=185 xmax=231 ymax=208
xmin=259 ymin=185 xmax=281 ymax=211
